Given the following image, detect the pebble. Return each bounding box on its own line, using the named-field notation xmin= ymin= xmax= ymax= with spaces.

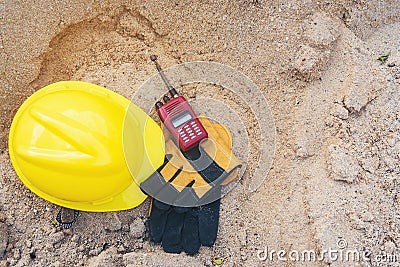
xmin=205 ymin=260 xmax=213 ymax=267
xmin=361 ymin=211 xmax=374 ymax=222
xmin=129 ymin=218 xmax=145 ymax=239
xmin=241 ymin=250 xmax=247 ymax=261
xmin=12 ymin=248 xmax=20 ymax=260
xmin=342 ymin=64 xmax=375 ymax=113
xmin=387 ymin=137 xmax=396 ymax=147
xmin=104 ymin=215 xmax=122 ymax=232
xmin=0 ymin=222 xmax=8 ymax=259
xmin=296 ymin=146 xmax=312 ymax=159
xmin=89 ymin=247 xmax=103 ymax=256
xmin=331 ymin=103 xmax=349 ymax=120
xmin=70 ymin=234 xmax=80 ymax=243
xmin=117 ymin=245 xmax=125 ymax=253
xmin=294 ymin=45 xmax=319 ymax=73
xmin=63 ymin=228 xmax=73 ymax=235
xmin=384 ymin=240 xmax=396 ymax=253
xmin=293 ymin=45 xmax=326 ymax=81
xmin=328 ymin=145 xmax=361 ymax=183
xmin=0 ymin=213 xmax=6 ymax=223
xmin=87 ymin=246 xmax=121 ymax=267
xmin=349 ymin=214 xmax=366 ymax=230
xmin=5 ymin=244 xmax=13 ymax=253
xmin=238 ymin=229 xmax=248 ymax=247
xmin=25 ymin=240 xmax=32 ymax=248
xmin=49 ymin=232 xmax=65 ymax=246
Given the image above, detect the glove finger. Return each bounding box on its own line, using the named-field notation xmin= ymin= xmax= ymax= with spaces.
xmin=162 ymin=209 xmax=185 ymax=254
xmin=181 ymin=209 xmax=201 ymax=255
xmin=149 ymin=200 xmax=171 ymax=243
xmin=198 ymin=199 xmax=221 ymax=246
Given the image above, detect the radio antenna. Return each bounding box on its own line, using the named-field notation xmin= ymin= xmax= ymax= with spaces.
xmin=150 ymin=55 xmax=178 ymax=98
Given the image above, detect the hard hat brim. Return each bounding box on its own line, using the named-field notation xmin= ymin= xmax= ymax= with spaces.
xmin=9 ymin=81 xmax=164 ymax=212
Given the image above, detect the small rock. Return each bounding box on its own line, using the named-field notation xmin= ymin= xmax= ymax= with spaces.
xmin=25 ymin=240 xmax=32 ymax=249
xmin=71 ymin=234 xmax=80 ymax=243
xmin=6 ymin=244 xmax=13 ymax=253
xmin=344 ymin=92 xmax=369 ymax=113
xmin=104 ymin=215 xmax=122 ymax=232
xmin=384 ymin=240 xmax=396 ymax=253
xmin=0 ymin=222 xmax=8 ymax=259
xmin=238 ymin=229 xmax=247 ymax=247
xmin=46 ymin=244 xmax=55 ymax=252
xmin=118 ymin=12 xmax=146 ymax=40
xmin=387 ymin=137 xmax=396 ymax=147
xmin=325 ymin=116 xmax=336 ymax=127
xmin=123 ymin=251 xmax=203 ymax=266
xmin=349 ymin=214 xmax=365 ymax=230
xmin=296 ymin=146 xmax=312 ymax=159
xmin=205 ymin=260 xmax=213 ymax=267
xmin=117 ymin=245 xmax=125 ymax=253
xmin=328 ymin=145 xmax=361 ymax=183
xmin=77 ymin=245 xmax=85 ymax=252
xmin=129 ymin=218 xmax=145 ymax=239
xmin=293 ymin=45 xmax=328 ymax=81
xmin=294 ymin=45 xmax=319 ymax=73
xmin=7 ymin=259 xmax=17 ymax=266
xmin=122 ymin=224 xmax=130 ymax=232
xmin=383 ymin=155 xmax=396 ymax=169
xmin=51 ymin=261 xmax=62 ymax=267
xmin=0 ymin=213 xmax=6 ymax=223
xmin=63 ymin=228 xmax=73 ymax=235
xmin=87 ymin=246 xmax=122 ymax=267
xmin=361 ymin=211 xmax=374 ymax=222
xmin=50 ymin=232 xmax=65 ymax=245
xmin=89 ymin=247 xmax=103 ymax=256
xmin=342 ymin=63 xmax=377 ymax=113
xmin=241 ymin=250 xmax=247 ymax=261
xmin=12 ymin=248 xmax=20 ymax=260
xmin=331 ymin=103 xmax=349 ymax=120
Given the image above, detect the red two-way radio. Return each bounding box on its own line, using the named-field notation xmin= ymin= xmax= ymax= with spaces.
xmin=151 ymin=55 xmax=208 ymax=151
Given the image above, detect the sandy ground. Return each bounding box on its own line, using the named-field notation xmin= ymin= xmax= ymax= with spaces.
xmin=0 ymin=0 xmax=399 ymax=266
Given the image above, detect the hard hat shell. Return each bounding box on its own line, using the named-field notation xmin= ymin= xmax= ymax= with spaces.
xmin=8 ymin=81 xmax=164 ymax=212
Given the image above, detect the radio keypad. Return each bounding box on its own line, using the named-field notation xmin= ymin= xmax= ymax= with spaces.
xmin=179 ymin=120 xmax=203 ymax=143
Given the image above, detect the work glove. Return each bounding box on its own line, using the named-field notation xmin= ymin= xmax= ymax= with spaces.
xmin=140 ymin=116 xmax=241 ymax=255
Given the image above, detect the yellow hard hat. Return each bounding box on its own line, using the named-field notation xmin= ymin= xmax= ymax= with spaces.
xmin=8 ymin=81 xmax=165 ymax=212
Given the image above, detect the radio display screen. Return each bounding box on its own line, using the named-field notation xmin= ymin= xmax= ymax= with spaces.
xmin=171 ymin=112 xmax=193 ymax=128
